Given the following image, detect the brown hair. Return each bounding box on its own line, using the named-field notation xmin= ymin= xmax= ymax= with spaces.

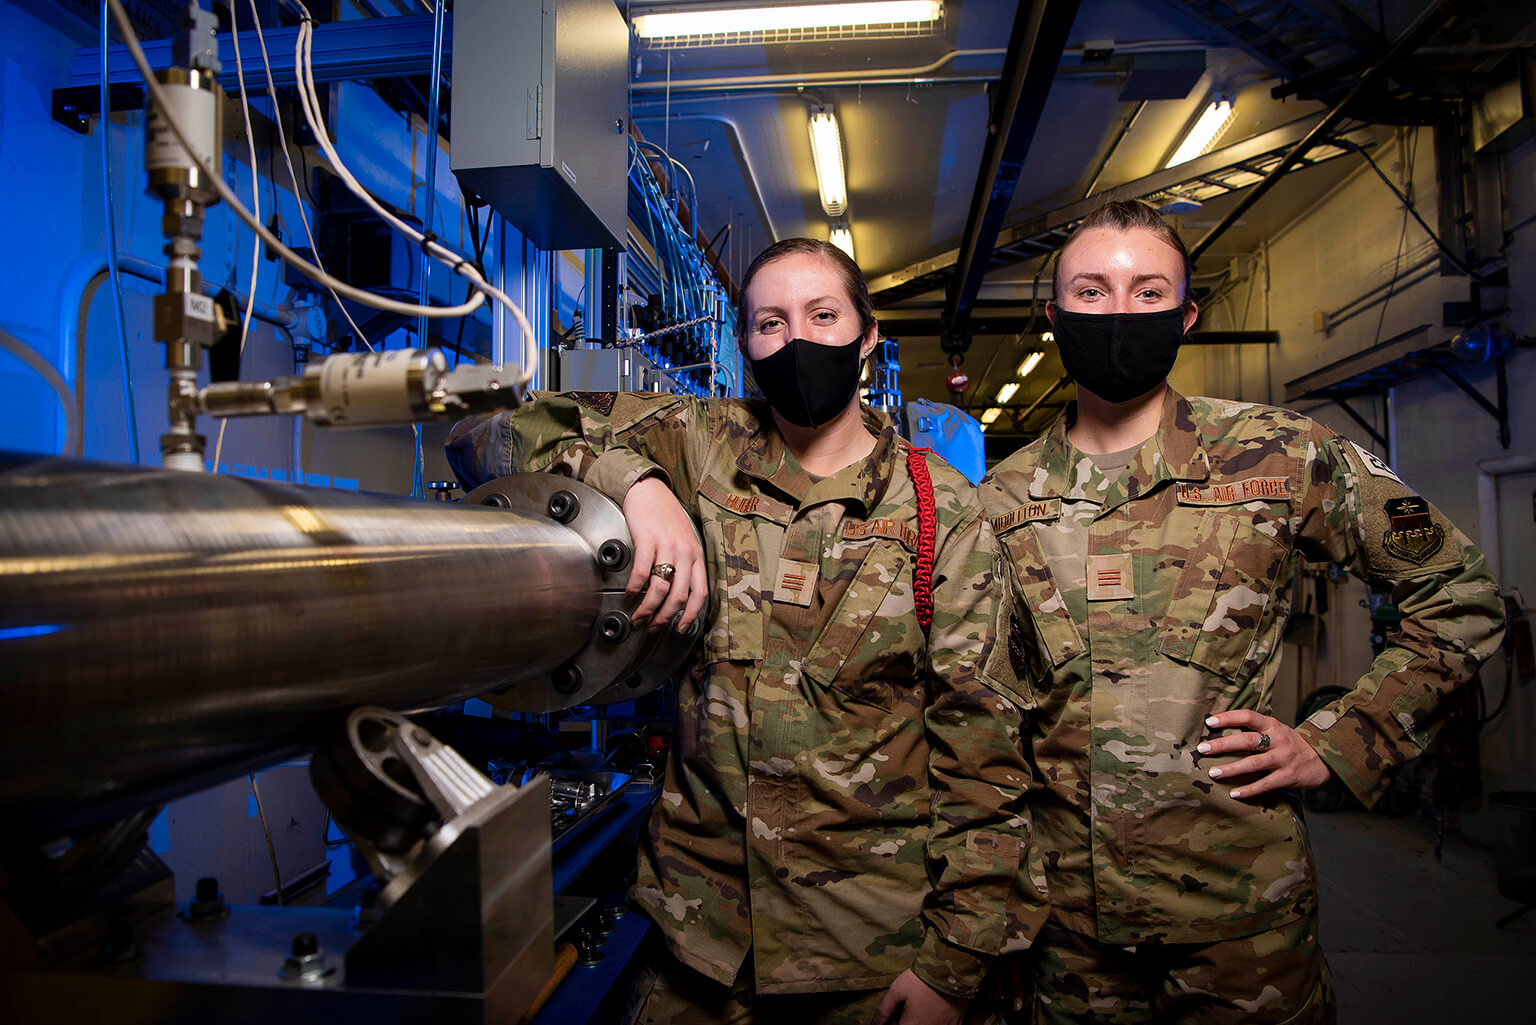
xmin=736 ymin=238 xmax=876 ymax=343
xmin=1051 ymin=200 xmax=1193 ymax=302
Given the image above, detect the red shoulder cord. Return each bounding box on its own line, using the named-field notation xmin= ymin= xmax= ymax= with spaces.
xmin=906 ymin=445 xmax=937 ymax=634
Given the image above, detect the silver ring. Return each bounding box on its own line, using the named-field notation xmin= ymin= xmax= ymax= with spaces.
xmin=650 ymin=563 xmax=676 ymax=583
xmin=1255 ymin=731 xmax=1271 ymax=753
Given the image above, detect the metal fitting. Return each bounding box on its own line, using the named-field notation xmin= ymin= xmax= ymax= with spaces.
xmin=279 ymin=932 xmax=335 ymax=982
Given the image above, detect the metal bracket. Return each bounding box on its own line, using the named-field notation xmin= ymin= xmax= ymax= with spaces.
xmin=50 ymin=83 xmax=143 ymax=135
xmin=1332 ymin=396 xmax=1389 ymax=456
xmin=1434 ymin=354 xmax=1511 ymax=449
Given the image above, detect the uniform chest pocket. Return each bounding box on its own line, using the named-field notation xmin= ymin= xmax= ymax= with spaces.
xmin=700 ymin=512 xmax=766 ymax=663
xmin=1159 ymin=510 xmax=1289 ymax=684
xmin=801 ymin=540 xmax=923 ymax=713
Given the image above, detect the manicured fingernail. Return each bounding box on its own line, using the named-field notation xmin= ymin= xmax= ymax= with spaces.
xmin=1209 ymin=767 xmax=1222 ymax=778
xmin=1230 ymin=789 xmax=1243 ymax=798
xmin=1197 ymin=743 xmax=1211 ymax=754
xmin=1206 ymin=716 xmax=1220 ymax=727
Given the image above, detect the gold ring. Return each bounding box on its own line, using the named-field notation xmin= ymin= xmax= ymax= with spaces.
xmin=651 ymin=563 xmax=676 ymax=583
xmin=1256 ymin=732 xmax=1271 ymax=753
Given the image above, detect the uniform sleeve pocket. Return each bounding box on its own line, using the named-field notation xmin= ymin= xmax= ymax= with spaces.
xmin=998 ymin=530 xmax=1084 ymax=671
xmin=701 ymin=515 xmax=764 ymax=663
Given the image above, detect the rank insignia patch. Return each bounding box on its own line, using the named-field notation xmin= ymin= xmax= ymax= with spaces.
xmin=1382 ymin=496 xmax=1445 ymax=565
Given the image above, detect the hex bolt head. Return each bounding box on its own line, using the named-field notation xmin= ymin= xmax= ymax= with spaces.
xmin=280 ymin=932 xmax=335 ymax=981
xmin=598 ymin=539 xmax=630 ymax=571
xmin=480 ymin=492 xmax=511 ymax=509
xmin=547 ymin=490 xmax=580 ymax=523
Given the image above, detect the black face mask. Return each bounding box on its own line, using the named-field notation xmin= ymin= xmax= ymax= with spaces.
xmin=749 ymin=333 xmax=865 ymax=428
xmin=1051 ymin=306 xmax=1187 ymax=403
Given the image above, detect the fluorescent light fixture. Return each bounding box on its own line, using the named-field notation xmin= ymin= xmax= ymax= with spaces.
xmin=810 ymin=110 xmax=848 ymax=217
xmin=980 ymin=407 xmax=1002 ymax=429
xmin=1016 ymin=352 xmax=1044 ymax=379
xmin=995 ymin=381 xmax=1019 ymax=404
xmin=634 ymin=2 xmax=943 ymax=40
xmin=1166 ymin=100 xmax=1236 ymax=168
xmin=1042 ymin=331 xmax=1054 ymax=342
xmin=829 ymin=223 xmax=855 ymax=260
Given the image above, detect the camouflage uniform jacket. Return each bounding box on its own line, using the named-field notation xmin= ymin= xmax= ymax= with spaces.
xmin=447 ymin=393 xmax=1048 ymax=997
xmin=979 ymin=388 xmax=1503 ymax=946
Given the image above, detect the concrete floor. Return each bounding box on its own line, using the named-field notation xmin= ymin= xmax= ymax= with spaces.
xmin=1310 ymin=808 xmax=1536 ymax=1024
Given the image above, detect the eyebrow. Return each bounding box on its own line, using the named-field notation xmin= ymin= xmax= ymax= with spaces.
xmin=1067 ymin=271 xmax=1175 ymax=287
xmin=750 ymin=295 xmax=845 ymax=317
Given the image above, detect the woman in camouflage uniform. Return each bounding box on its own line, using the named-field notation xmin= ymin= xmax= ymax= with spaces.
xmin=980 ymin=201 xmax=1505 ymax=1023
xmin=448 ymin=239 xmax=1046 ymax=1025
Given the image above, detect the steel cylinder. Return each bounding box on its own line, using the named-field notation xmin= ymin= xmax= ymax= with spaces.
xmin=0 ymin=456 xmax=605 ymax=832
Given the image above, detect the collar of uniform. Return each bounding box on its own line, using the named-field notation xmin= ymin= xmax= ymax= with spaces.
xmin=736 ymin=403 xmax=896 ymax=511
xmin=1085 ymin=388 xmax=1210 ymax=515
xmin=1029 ymin=387 xmax=1209 ymax=500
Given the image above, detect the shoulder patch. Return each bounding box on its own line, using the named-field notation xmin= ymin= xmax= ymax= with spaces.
xmin=1177 ymin=477 xmax=1291 ymax=505
xmin=566 ymin=391 xmax=616 ymax=416
xmin=988 ymin=499 xmax=1061 ymax=534
xmin=1351 ymin=441 xmax=1403 ymax=483
xmin=1382 ymin=495 xmax=1446 ymax=565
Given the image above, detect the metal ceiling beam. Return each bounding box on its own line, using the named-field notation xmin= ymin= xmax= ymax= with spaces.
xmin=941 ymin=0 xmax=1081 ymax=359
xmin=1188 ymin=0 xmax=1456 ymax=263
xmin=869 ymin=110 xmax=1367 ymax=306
xmin=72 ymin=13 xmax=446 ymax=90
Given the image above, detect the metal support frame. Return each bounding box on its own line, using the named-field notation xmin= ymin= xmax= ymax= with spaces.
xmin=1188 ymin=0 xmax=1455 ymax=263
xmin=1160 ymin=0 xmax=1369 ymax=95
xmin=869 ymin=111 xmax=1373 ymax=306
xmin=1434 ymin=355 xmax=1511 ymax=449
xmin=1013 ymin=372 xmax=1072 ymax=433
xmin=941 ymin=0 xmax=1080 ymax=358
xmin=1332 ymin=395 xmax=1388 ymax=455
xmin=71 ymin=13 xmax=449 ymax=92
xmin=601 ymin=248 xmax=620 ymax=347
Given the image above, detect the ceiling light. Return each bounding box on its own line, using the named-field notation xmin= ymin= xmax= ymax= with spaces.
xmin=1041 ymin=331 xmax=1054 ymax=343
xmin=634 ymin=2 xmax=944 ymax=42
xmin=810 ymin=110 xmax=848 ymax=217
xmin=995 ymin=381 xmax=1019 ymax=404
xmin=829 ymin=223 xmax=854 ymax=261
xmin=1166 ymin=100 xmax=1236 ymax=168
xmin=980 ymin=407 xmax=1002 ymax=425
xmin=1016 ymin=352 xmax=1044 ymax=379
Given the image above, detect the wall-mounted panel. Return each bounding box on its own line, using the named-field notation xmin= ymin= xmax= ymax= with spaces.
xmin=451 ymin=0 xmax=629 ymax=251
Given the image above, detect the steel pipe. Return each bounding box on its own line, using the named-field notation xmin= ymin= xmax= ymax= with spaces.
xmin=0 ymin=456 xmax=606 ymax=832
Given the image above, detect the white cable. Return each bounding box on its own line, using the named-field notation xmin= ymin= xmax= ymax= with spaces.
xmin=292 ymin=18 xmax=537 ymax=380
xmin=246 ymin=0 xmax=373 ymax=353
xmin=215 ymin=0 xmax=262 ymax=473
xmin=0 ymin=326 xmax=81 ymax=457
xmin=105 ymin=0 xmax=486 ymax=325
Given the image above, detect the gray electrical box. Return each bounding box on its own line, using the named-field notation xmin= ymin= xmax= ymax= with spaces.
xmin=451 ymin=0 xmax=629 ymax=251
